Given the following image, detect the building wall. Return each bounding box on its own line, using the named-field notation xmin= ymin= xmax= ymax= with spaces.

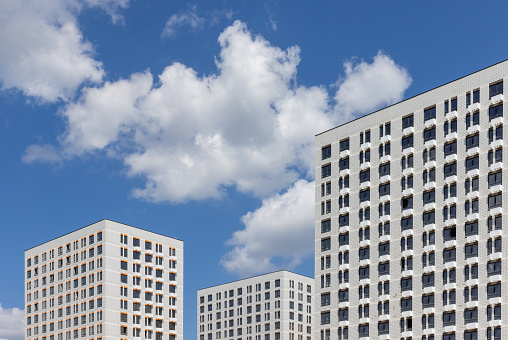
xmin=197 ymin=271 xmax=314 ymax=340
xmin=315 ymin=60 xmax=508 ymax=339
xmin=25 ymin=219 xmax=183 ymax=340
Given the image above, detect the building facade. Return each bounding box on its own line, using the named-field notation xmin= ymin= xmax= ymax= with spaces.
xmin=197 ymin=270 xmax=314 ymax=340
xmin=24 ymin=219 xmax=183 ymax=340
xmin=315 ymin=61 xmax=508 ymax=340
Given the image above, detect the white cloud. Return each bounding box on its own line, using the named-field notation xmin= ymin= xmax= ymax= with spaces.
xmin=82 ymin=0 xmax=130 ymax=24
xmin=0 ymin=304 xmax=24 ymax=340
xmin=0 ymin=0 xmax=105 ymax=102
xmin=162 ymin=6 xmax=206 ymax=38
xmin=335 ymin=51 xmax=412 ymax=118
xmin=221 ymin=179 xmax=315 ymax=277
xmin=21 ymin=20 xmax=412 ymax=275
xmin=22 ymin=144 xmax=62 ymax=164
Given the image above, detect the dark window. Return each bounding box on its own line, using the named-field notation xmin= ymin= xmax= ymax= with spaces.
xmin=466 ymin=134 xmax=479 ymax=150
xmin=339 ymin=139 xmax=350 ymax=152
xmin=423 ymin=211 xmax=435 ymax=225
xmin=359 ymin=247 xmax=370 ymax=260
xmin=339 ymin=158 xmax=349 ymax=171
xmin=402 ymin=135 xmax=414 ymax=149
xmin=402 ymin=115 xmax=414 ymax=129
xmin=443 ymin=248 xmax=456 ymax=262
xmin=401 ymin=216 xmax=413 ymax=231
xmin=422 ymin=294 xmax=434 ymax=308
xmin=322 ymin=146 xmax=331 ymax=160
xmin=465 ymin=156 xmax=479 ymax=171
xmin=488 ymin=171 xmax=502 ymax=187
xmin=473 ymin=89 xmax=480 ymax=103
xmin=321 ymin=220 xmax=331 ymax=233
xmin=378 ymin=242 xmax=390 ymax=256
xmin=401 ymin=277 xmax=412 ymax=291
xmin=339 ymin=233 xmax=349 ymax=246
xmin=450 ymin=98 xmax=457 ymax=111
xmin=442 ymin=311 xmax=456 ymax=326
xmin=378 ymin=262 xmax=390 ymax=276
xmin=400 ymin=297 xmax=412 ymax=311
xmin=359 ymin=169 xmax=370 ymax=183
xmin=423 ymin=190 xmax=435 ymax=204
xmin=443 ymin=227 xmax=456 ymax=241
xmin=443 ymin=141 xmax=457 ymax=156
xmin=359 ymin=189 xmax=370 ymax=202
xmin=490 ymin=81 xmax=503 ymax=98
xmin=465 ymin=222 xmax=478 ymax=236
xmin=378 ymin=183 xmax=390 ymax=197
xmin=423 ymin=127 xmax=436 ymax=142
xmin=444 ymin=162 xmax=457 ymax=178
xmin=424 ymin=107 xmax=436 ymax=121
xmin=465 ymin=243 xmax=478 ymax=258
xmin=378 ymin=321 xmax=389 ymax=335
xmin=487 ymin=260 xmax=502 ymax=276
xmin=320 ymin=238 xmax=331 ymax=251
xmin=379 ymin=163 xmax=390 ymax=177
xmin=489 ymin=104 xmax=503 ymax=120
xmin=422 ymin=273 xmax=435 ymax=287
xmin=358 ymin=266 xmax=369 ymax=279
xmin=321 ymin=164 xmax=331 ymax=178
xmin=339 ymin=214 xmax=349 ymax=227
xmin=488 ymin=193 xmax=502 ymax=209
xmin=487 ymin=283 xmax=501 ymax=298
xmin=466 ymin=92 xmax=471 ymax=107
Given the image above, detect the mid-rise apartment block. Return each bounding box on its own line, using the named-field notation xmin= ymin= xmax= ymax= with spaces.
xmin=24 ymin=219 xmax=183 ymax=340
xmin=315 ymin=60 xmax=508 ymax=340
xmin=197 ymin=270 xmax=314 ymax=340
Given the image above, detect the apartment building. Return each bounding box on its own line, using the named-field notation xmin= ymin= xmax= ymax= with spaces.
xmin=24 ymin=219 xmax=183 ymax=340
xmin=315 ymin=60 xmax=507 ymax=340
xmin=197 ymin=270 xmax=314 ymax=340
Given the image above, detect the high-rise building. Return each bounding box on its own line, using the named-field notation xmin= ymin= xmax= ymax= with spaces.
xmin=24 ymin=219 xmax=183 ymax=340
xmin=315 ymin=60 xmax=507 ymax=340
xmin=197 ymin=270 xmax=314 ymax=340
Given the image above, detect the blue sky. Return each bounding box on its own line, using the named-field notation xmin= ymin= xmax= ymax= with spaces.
xmin=2 ymin=1 xmax=508 ymax=339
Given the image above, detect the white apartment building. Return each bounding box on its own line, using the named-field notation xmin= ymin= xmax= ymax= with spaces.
xmin=315 ymin=60 xmax=508 ymax=340
xmin=24 ymin=219 xmax=183 ymax=340
xmin=197 ymin=270 xmax=314 ymax=340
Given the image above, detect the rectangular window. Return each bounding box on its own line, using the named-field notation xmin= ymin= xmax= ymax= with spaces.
xmin=489 ymin=104 xmax=503 ymax=120
xmin=339 ymin=157 xmax=349 ymax=171
xmin=359 ymin=189 xmax=370 ymax=202
xmin=490 ymin=81 xmax=503 ymax=98
xmin=424 ymin=107 xmax=436 ymax=121
xmin=322 ymin=146 xmax=331 ymax=160
xmin=423 ymin=190 xmax=435 ymax=204
xmin=359 ymin=169 xmax=370 ymax=183
xmin=443 ymin=248 xmax=456 ymax=262
xmin=423 ymin=127 xmax=436 ymax=142
xmin=473 ymin=89 xmax=480 ymax=103
xmin=488 ymin=171 xmax=502 ymax=187
xmin=466 ymin=134 xmax=479 ymax=150
xmin=488 ymin=193 xmax=502 ymax=209
xmin=321 ymin=164 xmax=331 ymax=178
xmin=401 ymin=216 xmax=413 ymax=231
xmin=339 ymin=139 xmax=349 ymax=151
xmin=443 ymin=141 xmax=457 ymax=156
xmin=402 ymin=115 xmax=414 ymax=128
xmin=465 ymin=156 xmax=479 ymax=171
xmin=321 ymin=220 xmax=331 ymax=233
xmin=444 ymin=162 xmax=457 ymax=178
xmin=402 ymin=135 xmax=414 ymax=149
xmin=379 ymin=163 xmax=390 ymax=177
xmin=378 ymin=183 xmax=390 ymax=197
xmin=320 ymin=238 xmax=331 ymax=252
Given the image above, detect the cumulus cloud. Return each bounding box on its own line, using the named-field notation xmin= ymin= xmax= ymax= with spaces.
xmin=221 ymin=179 xmax=315 ymax=277
xmin=0 ymin=0 xmax=105 ymax=102
xmin=0 ymin=304 xmax=24 ymax=340
xmin=21 ymin=20 xmax=412 ymax=275
xmin=335 ymin=51 xmax=412 ymax=118
xmin=162 ymin=6 xmax=206 ymax=38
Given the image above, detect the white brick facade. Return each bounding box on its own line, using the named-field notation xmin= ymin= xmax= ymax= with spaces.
xmin=24 ymin=219 xmax=183 ymax=340
xmin=315 ymin=61 xmax=508 ymax=340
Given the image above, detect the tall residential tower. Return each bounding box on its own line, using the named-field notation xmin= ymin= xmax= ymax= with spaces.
xmin=25 ymin=219 xmax=183 ymax=340
xmin=315 ymin=60 xmax=507 ymax=340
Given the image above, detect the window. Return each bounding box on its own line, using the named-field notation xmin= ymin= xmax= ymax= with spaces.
xmin=490 ymin=81 xmax=503 ymax=98
xmin=359 ymin=247 xmax=370 ymax=260
xmin=422 ymin=294 xmax=434 ymax=308
xmin=378 ymin=262 xmax=389 ymax=276
xmin=488 ymin=171 xmax=502 ymax=187
xmin=359 ymin=189 xmax=370 ymax=202
xmin=423 ymin=127 xmax=436 ymax=142
xmin=424 ymin=106 xmax=436 ymax=121
xmin=465 ymin=243 xmax=478 ymax=258
xmin=423 ymin=190 xmax=435 ymax=204
xmin=465 ymin=156 xmax=479 ymax=171
xmin=401 ymin=277 xmax=412 ymax=291
xmin=442 ymin=311 xmax=456 ymax=326
xmin=487 ymin=283 xmax=501 ymax=298
xmin=358 ymin=266 xmax=369 ymax=280
xmin=443 ymin=248 xmax=456 ymax=263
xmin=378 ymin=183 xmax=390 ymax=197
xmin=339 ymin=233 xmax=349 ymax=246
xmin=340 ymin=139 xmax=350 ymax=151
xmin=378 ymin=242 xmax=390 ymax=256
xmin=320 ymin=312 xmax=330 ymax=325
xmin=378 ymin=321 xmax=389 ymax=335
xmin=321 ymin=220 xmax=331 ymax=233
xmin=488 ymin=215 xmax=502 ymax=232
xmin=444 ymin=162 xmax=457 ymax=178
xmin=488 ymin=193 xmax=502 ymax=209
xmin=338 ymin=175 xmax=349 ymax=189
xmin=465 ymin=221 xmax=478 ymax=236
xmin=320 ymin=238 xmax=331 ymax=252
xmin=443 ymin=141 xmax=457 ymax=156
xmin=359 ymin=169 xmax=370 ymax=183
xmin=402 ymin=135 xmax=414 ymax=149
xmin=338 ymin=289 xmax=349 ymax=302
xmin=423 ymin=211 xmax=435 ymax=225
xmin=401 ymin=216 xmax=413 ymax=231
xmin=339 ymin=214 xmax=349 ymax=227
xmin=322 ymin=146 xmax=331 ymax=160
xmin=321 ymin=164 xmax=331 ymax=178
xmin=489 ymin=104 xmax=503 ymax=120
xmin=339 ymin=157 xmax=349 ymax=171
xmin=443 ymin=226 xmax=456 ymax=241
xmin=466 ymin=134 xmax=479 ymax=150
xmin=379 ymin=163 xmax=390 ymax=177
